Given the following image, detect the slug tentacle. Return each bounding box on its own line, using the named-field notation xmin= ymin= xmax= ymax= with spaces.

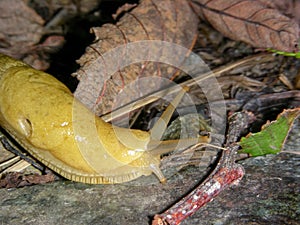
xmin=0 ymin=53 xmax=210 ymax=184
xmin=150 ymin=86 xmax=189 ymax=141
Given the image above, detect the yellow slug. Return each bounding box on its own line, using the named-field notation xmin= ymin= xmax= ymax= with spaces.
xmin=0 ymin=53 xmax=209 ymax=184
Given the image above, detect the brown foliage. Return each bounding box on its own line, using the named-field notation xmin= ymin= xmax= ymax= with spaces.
xmin=73 ymin=0 xmax=199 ymax=115
xmin=0 ymin=172 xmax=56 ymax=188
xmin=74 ymin=0 xmax=300 ymax=115
xmin=258 ymin=0 xmax=300 ymax=25
xmin=190 ymin=0 xmax=299 ymax=52
xmin=0 ymin=0 xmax=45 ymax=67
xmin=0 ymin=0 xmax=299 ymax=116
xmin=0 ymin=0 xmax=101 ymax=70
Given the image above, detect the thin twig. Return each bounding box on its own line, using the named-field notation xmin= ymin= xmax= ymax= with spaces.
xmin=152 ymin=111 xmax=255 ymax=225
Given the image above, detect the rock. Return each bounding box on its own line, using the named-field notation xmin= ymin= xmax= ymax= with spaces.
xmin=0 ymin=153 xmax=299 ymax=225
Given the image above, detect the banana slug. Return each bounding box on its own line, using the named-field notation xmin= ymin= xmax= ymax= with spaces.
xmin=0 ymin=53 xmax=209 ymax=184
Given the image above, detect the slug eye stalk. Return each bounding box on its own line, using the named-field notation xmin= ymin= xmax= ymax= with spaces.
xmin=144 ymin=86 xmax=210 ymax=182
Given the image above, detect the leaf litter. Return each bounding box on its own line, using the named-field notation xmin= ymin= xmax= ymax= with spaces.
xmin=0 ymin=1 xmax=300 ymax=224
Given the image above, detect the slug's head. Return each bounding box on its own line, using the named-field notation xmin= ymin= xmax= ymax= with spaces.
xmin=104 ymin=126 xmax=167 ymax=182
xmin=110 ymin=86 xmax=211 ymax=183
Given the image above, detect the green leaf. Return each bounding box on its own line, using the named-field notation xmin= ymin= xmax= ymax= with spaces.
xmin=239 ymin=108 xmax=300 ymax=156
xmin=267 ymin=48 xmax=300 ymax=58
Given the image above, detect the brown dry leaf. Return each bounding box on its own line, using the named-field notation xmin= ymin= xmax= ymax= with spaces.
xmin=190 ymin=0 xmax=299 ymax=52
xmin=0 ymin=172 xmax=56 ymax=188
xmin=112 ymin=3 xmax=138 ymax=20
xmin=0 ymin=0 xmax=101 ymax=70
xmin=258 ymin=0 xmax=300 ymax=25
xmin=74 ymin=0 xmax=300 ymax=116
xmin=73 ymin=0 xmax=199 ymax=116
xmin=0 ymin=0 xmax=66 ymax=70
xmin=0 ymin=0 xmax=44 ymax=59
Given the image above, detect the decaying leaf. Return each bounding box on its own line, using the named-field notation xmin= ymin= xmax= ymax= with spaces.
xmin=73 ymin=0 xmax=199 ymax=116
xmin=73 ymin=0 xmax=300 ymax=117
xmin=112 ymin=3 xmax=138 ymax=20
xmin=0 ymin=0 xmax=101 ymax=70
xmin=240 ymin=108 xmax=300 ymax=156
xmin=0 ymin=172 xmax=56 ymax=188
xmin=190 ymin=0 xmax=299 ymax=52
xmin=0 ymin=0 xmax=44 ymax=58
xmin=258 ymin=0 xmax=300 ymax=25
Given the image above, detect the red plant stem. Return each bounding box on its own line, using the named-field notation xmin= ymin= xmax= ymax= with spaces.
xmin=152 ymin=145 xmax=244 ymax=225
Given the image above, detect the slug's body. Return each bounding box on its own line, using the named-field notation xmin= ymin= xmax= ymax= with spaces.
xmin=0 ymin=54 xmax=209 ymax=184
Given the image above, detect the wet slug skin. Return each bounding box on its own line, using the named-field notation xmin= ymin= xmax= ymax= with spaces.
xmin=0 ymin=54 xmax=209 ymax=184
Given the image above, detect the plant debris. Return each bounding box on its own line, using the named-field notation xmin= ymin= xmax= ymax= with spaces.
xmin=152 ymin=111 xmax=255 ymax=225
xmin=240 ymin=108 xmax=300 ymax=156
xmin=190 ymin=0 xmax=299 ymax=52
xmin=0 ymin=172 xmax=56 ymax=188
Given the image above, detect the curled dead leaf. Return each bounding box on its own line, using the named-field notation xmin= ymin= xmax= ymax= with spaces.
xmin=73 ymin=0 xmax=199 ymax=116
